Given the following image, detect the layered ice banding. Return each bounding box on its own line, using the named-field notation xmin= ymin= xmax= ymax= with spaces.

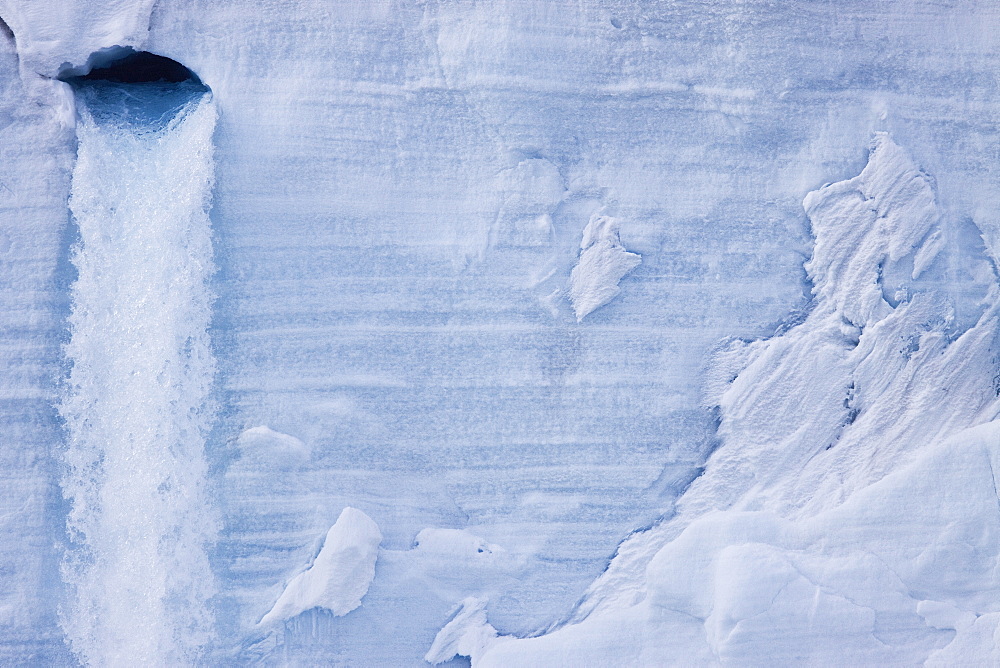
xmin=431 ymin=134 xmax=1000 ymax=664
xmin=58 ymin=53 xmax=218 ymax=665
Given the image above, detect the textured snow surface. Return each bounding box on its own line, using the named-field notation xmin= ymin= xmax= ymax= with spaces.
xmin=260 ymin=507 xmax=381 ymax=625
xmin=434 ymin=135 xmax=1000 ymax=665
xmin=1 ymin=0 xmax=1000 ymax=665
xmin=568 ymin=215 xmax=641 ymax=321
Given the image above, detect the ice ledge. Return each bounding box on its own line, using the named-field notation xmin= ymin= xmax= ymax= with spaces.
xmin=0 ymin=0 xmax=155 ymax=79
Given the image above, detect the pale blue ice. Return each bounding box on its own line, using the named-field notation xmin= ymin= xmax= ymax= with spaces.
xmin=0 ymin=1 xmax=999 ymax=665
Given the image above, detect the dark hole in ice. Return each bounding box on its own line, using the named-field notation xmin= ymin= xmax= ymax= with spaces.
xmin=76 ymin=50 xmax=198 ymax=84
xmin=58 ymin=47 xmax=210 ymax=129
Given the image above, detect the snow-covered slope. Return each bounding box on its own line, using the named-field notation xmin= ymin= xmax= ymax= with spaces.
xmin=441 ymin=419 xmax=1000 ymax=665
xmin=433 ymin=134 xmax=1000 ymax=665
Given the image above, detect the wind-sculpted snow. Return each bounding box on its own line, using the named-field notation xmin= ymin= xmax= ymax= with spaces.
xmin=260 ymin=507 xmax=381 ymax=625
xmin=59 ymin=90 xmax=217 ymax=665
xmin=433 ymin=135 xmax=1000 ymax=664
xmin=449 ymin=421 xmax=1000 ymax=665
xmin=568 ymin=215 xmax=641 ymax=321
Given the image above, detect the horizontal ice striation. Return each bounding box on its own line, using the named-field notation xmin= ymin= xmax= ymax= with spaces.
xmin=434 ymin=135 xmax=1000 ymax=664
xmin=0 ymin=30 xmax=76 ymax=665
xmin=59 ymin=78 xmax=218 ymax=664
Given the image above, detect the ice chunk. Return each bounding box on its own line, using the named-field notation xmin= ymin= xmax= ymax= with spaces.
xmin=259 ymin=507 xmax=382 ymax=625
xmin=567 ymin=214 xmax=641 ymax=321
xmin=425 ymin=598 xmax=507 ymax=665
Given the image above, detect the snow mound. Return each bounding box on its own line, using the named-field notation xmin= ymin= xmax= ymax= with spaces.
xmin=259 ymin=507 xmax=382 ymax=625
xmin=413 ymin=528 xmax=503 ymax=559
xmin=567 ymin=214 xmax=641 ymax=321
xmin=458 ymin=421 xmax=1000 ymax=665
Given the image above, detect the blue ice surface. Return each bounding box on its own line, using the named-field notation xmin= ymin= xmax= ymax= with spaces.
xmin=1 ymin=0 xmax=999 ymax=665
xmin=68 ymin=80 xmax=209 ymax=129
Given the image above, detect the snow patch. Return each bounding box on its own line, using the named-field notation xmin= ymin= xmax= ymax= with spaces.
xmin=413 ymin=528 xmax=502 ymax=559
xmin=567 ymin=214 xmax=641 ymax=321
xmin=234 ymin=426 xmax=310 ymax=470
xmin=425 ymin=598 xmax=508 ymax=665
xmin=259 ymin=507 xmax=382 ymax=626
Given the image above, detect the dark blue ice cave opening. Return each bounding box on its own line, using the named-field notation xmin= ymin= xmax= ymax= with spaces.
xmin=58 ymin=47 xmax=210 ymax=128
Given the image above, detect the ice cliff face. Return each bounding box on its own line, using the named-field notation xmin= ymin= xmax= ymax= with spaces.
xmin=435 ymin=134 xmax=1000 ymax=665
xmin=1 ymin=0 xmax=1000 ymax=666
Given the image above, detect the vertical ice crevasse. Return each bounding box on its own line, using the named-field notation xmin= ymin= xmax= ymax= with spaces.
xmin=58 ymin=81 xmax=218 ymax=664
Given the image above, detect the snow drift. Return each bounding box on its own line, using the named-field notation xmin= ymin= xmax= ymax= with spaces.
xmin=567 ymin=214 xmax=641 ymax=321
xmin=431 ymin=134 xmax=1000 ymax=664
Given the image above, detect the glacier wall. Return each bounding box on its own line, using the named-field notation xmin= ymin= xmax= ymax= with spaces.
xmin=0 ymin=28 xmax=74 ymax=667
xmin=0 ymin=0 xmax=998 ymax=665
